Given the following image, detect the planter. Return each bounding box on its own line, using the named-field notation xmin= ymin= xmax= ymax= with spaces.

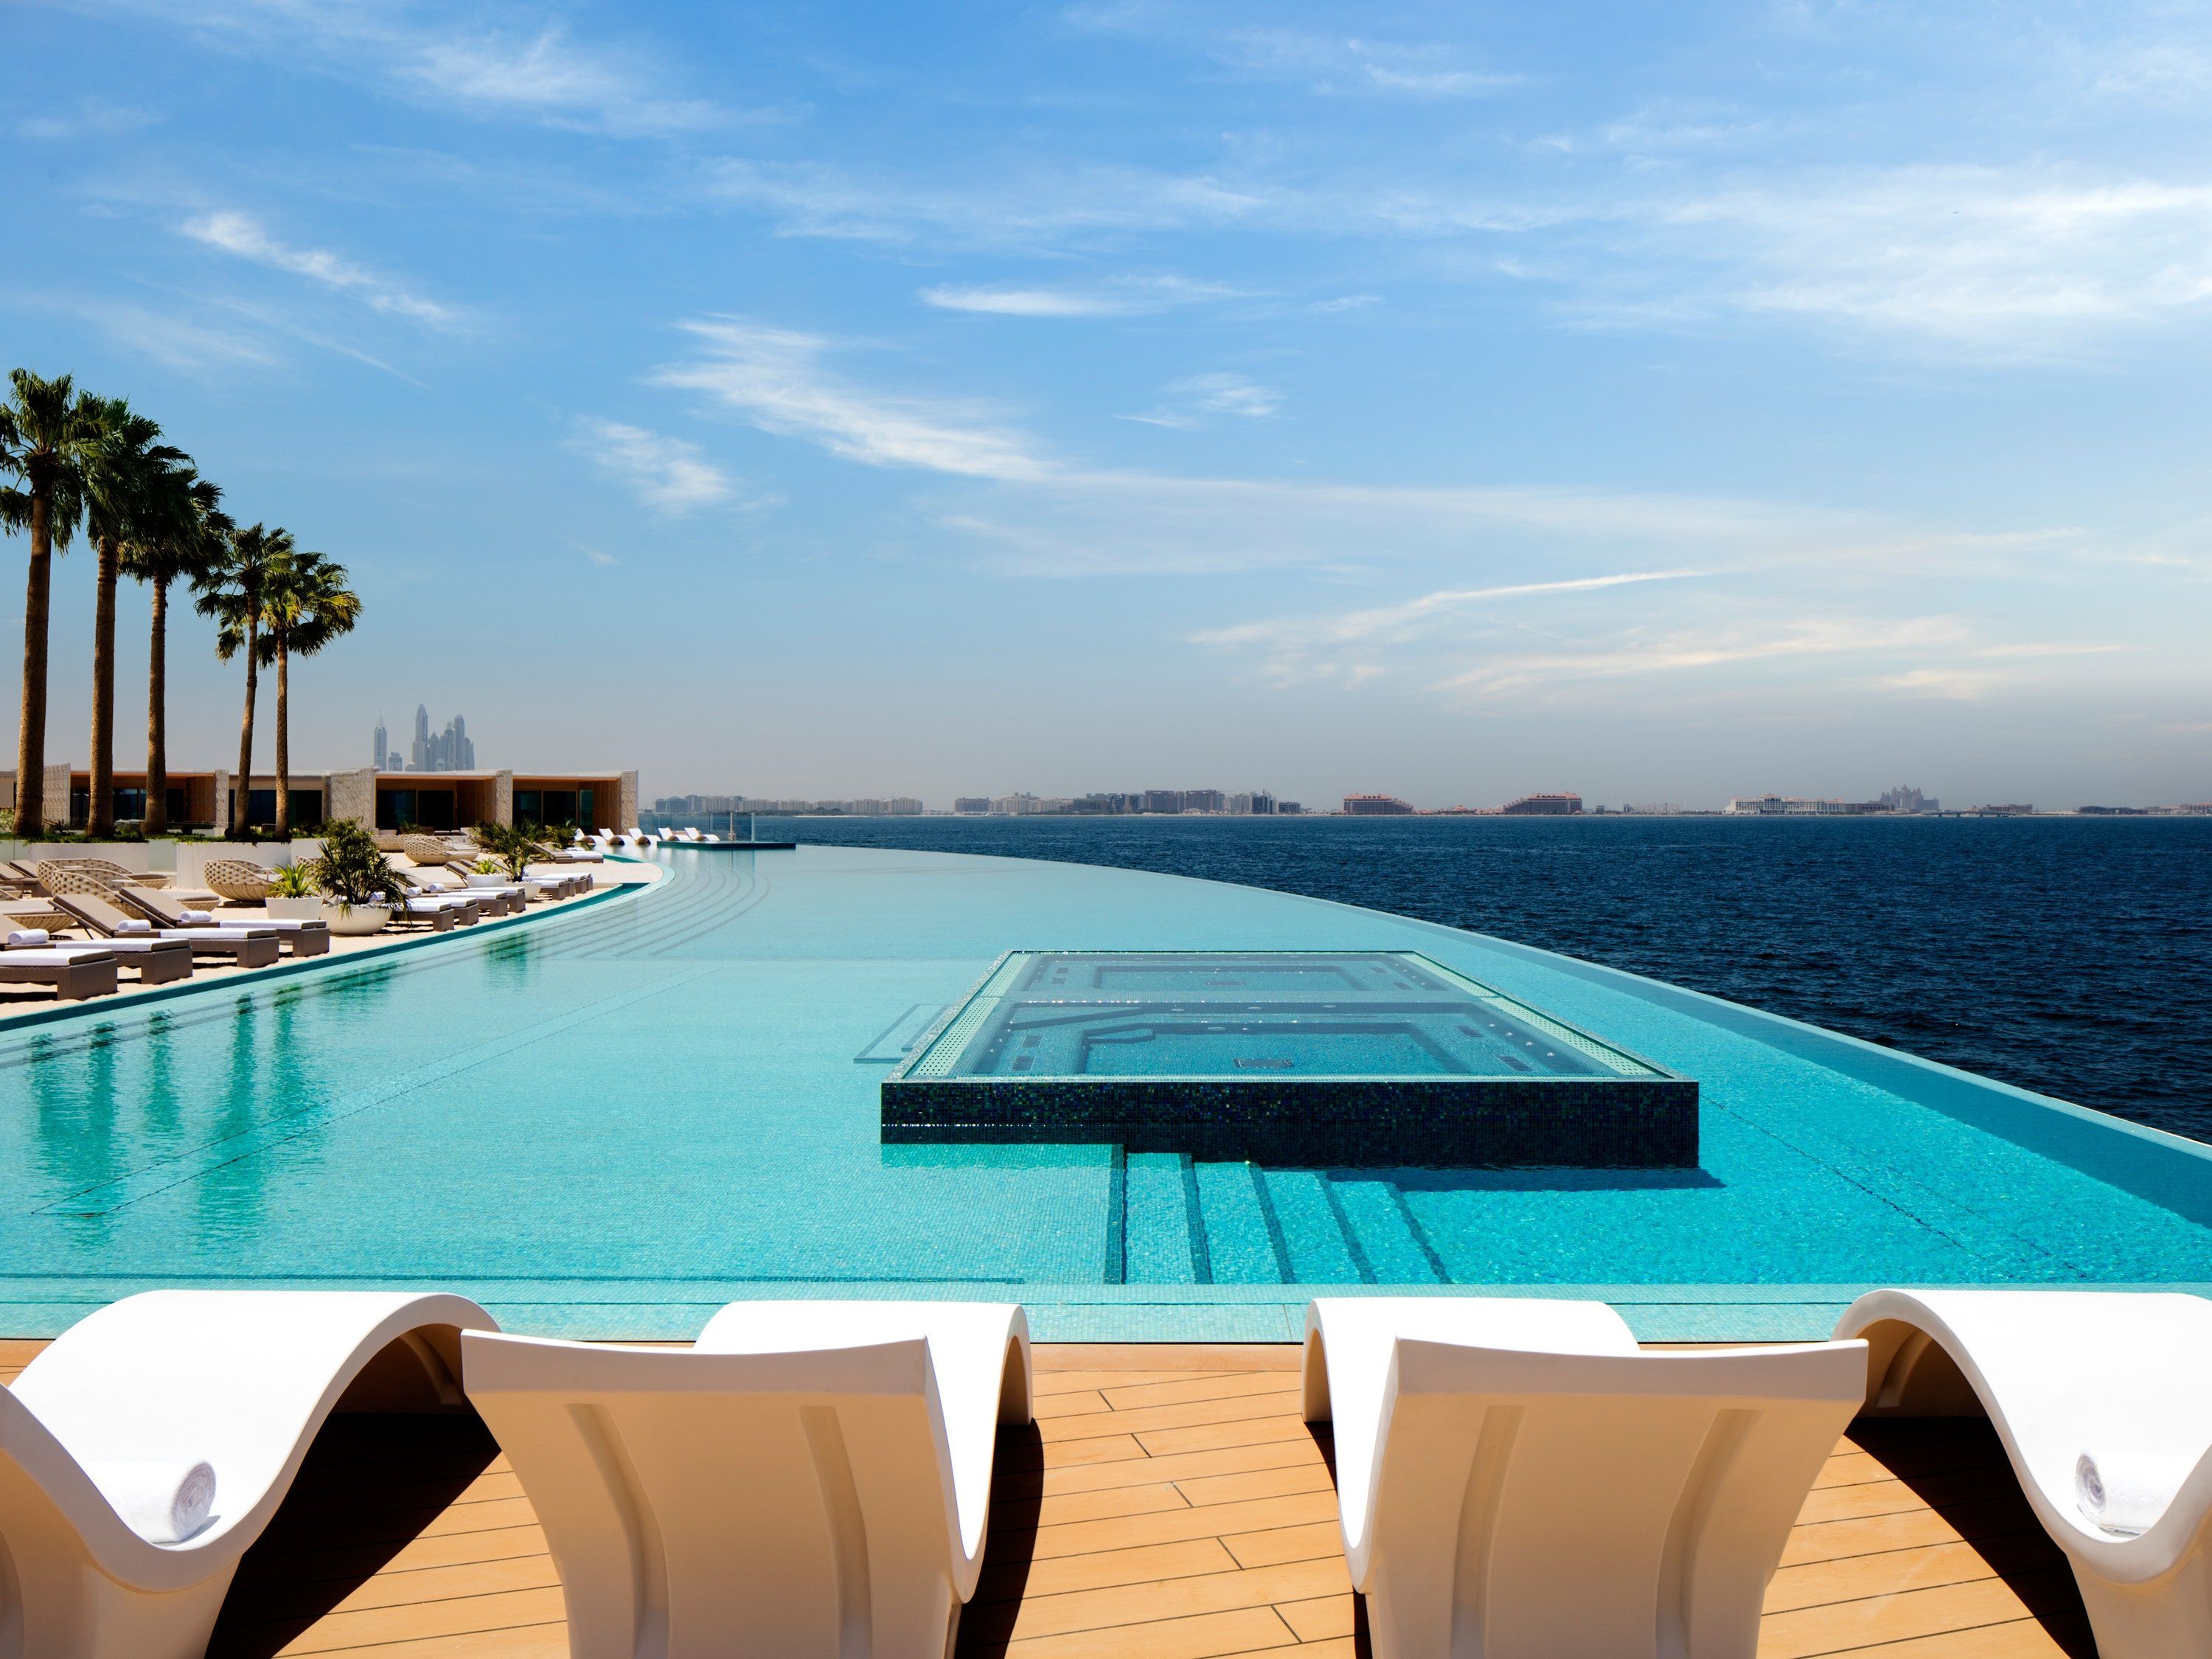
xmin=319 ymin=902 xmax=390 ymax=936
xmin=464 ymin=872 xmax=511 ymax=888
xmin=264 ymin=896 xmax=323 ymax=920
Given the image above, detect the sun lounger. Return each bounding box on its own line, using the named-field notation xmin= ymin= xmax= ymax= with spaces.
xmin=1834 ymin=1288 xmax=2212 ymax=1659
xmin=0 ymin=1289 xmax=495 ymax=1659
xmin=116 ymin=884 xmax=331 ymax=956
xmin=387 ymin=866 xmax=509 ymax=916
xmin=46 ymin=891 xmax=282 ymax=969
xmin=440 ymin=860 xmax=586 ymax=901
xmin=0 ymin=947 xmax=119 ymax=1000
xmin=377 ymin=866 xmax=490 ymax=922
xmin=464 ymin=1300 xmax=1032 ymax=1659
xmin=9 ymin=927 xmax=194 ymax=985
xmin=1302 ymin=1297 xmax=1866 ymax=1659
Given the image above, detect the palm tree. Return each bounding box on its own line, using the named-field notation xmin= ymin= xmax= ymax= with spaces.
xmin=254 ymin=550 xmax=361 ymax=837
xmin=0 ymin=370 xmax=102 ymax=837
xmin=198 ymin=522 xmax=293 ymax=838
xmin=120 ymin=473 xmax=229 ymax=836
xmin=79 ymin=397 xmax=188 ymax=836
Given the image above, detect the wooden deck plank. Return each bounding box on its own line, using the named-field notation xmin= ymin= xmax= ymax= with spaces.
xmin=41 ymin=1340 xmax=2082 ymax=1659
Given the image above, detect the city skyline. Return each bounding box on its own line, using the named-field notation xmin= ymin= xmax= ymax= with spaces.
xmin=373 ymin=706 xmax=476 ymax=773
xmin=7 ymin=5 xmax=2209 ymax=806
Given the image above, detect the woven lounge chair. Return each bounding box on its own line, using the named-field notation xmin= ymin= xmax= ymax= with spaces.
xmin=1836 ymin=1288 xmax=2212 ymax=1659
xmin=0 ymin=1290 xmax=495 ymax=1659
xmin=465 ymin=1301 xmax=1033 ymax=1659
xmin=1302 ymin=1297 xmax=1867 ymax=1659
xmin=0 ymin=947 xmax=119 ymax=1000
xmin=7 ymin=927 xmax=193 ymax=985
xmin=116 ymin=885 xmax=330 ymax=957
xmin=199 ymin=858 xmax=277 ymax=903
xmin=34 ymin=857 xmax=178 ymax=891
xmin=46 ymin=891 xmax=282 ymax=969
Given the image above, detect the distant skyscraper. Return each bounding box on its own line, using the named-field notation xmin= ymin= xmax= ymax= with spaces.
xmin=372 ymin=714 xmax=387 ymax=770
xmin=397 ymin=704 xmax=478 ymax=771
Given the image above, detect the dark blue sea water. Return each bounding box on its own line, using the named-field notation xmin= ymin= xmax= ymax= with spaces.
xmin=753 ymin=815 xmax=2212 ymax=1141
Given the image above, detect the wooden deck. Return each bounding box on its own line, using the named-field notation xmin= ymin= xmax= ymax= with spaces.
xmin=1 ymin=1341 xmax=2096 ymax=1658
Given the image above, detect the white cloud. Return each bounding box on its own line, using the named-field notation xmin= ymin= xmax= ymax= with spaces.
xmin=1196 ymin=571 xmax=1703 ymax=651
xmin=91 ymin=1 xmax=728 ymax=136
xmin=18 ymin=97 xmax=158 ymax=141
xmin=1066 ymin=9 xmax=1520 ymax=99
xmin=656 ymin=319 xmax=1051 ymax=481
xmin=574 ymin=420 xmax=737 ymax=514
xmin=1127 ymin=371 xmax=1282 ymax=428
xmin=181 ymin=210 xmax=453 ymax=327
xmin=919 ymin=274 xmax=1245 ymax=317
xmin=703 ymin=159 xmax=1267 ymax=246
xmin=1642 ymin=167 xmax=2212 ymax=350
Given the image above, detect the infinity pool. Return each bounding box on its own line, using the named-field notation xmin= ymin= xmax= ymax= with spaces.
xmin=883 ymin=949 xmax=1695 ymax=1166
xmin=0 ymin=846 xmax=2206 ymax=1340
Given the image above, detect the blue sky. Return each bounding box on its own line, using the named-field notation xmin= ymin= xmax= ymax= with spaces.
xmin=7 ymin=1 xmax=2210 ymax=808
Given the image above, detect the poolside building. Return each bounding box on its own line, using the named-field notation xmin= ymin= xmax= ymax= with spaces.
xmin=4 ymin=762 xmax=637 ymax=834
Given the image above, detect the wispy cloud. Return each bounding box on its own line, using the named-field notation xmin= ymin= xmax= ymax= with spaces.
xmin=24 ymin=293 xmax=283 ymax=372
xmin=1066 ymin=7 xmax=1520 ymax=98
xmin=655 ymin=319 xmax=1051 ymax=481
xmin=88 ymin=1 xmax=730 ymax=136
xmin=1126 ymin=371 xmax=1282 ymax=428
xmin=1634 ymin=167 xmax=2212 ymax=351
xmin=703 ymin=159 xmax=1266 ymax=247
xmin=574 ymin=420 xmax=740 ymax=514
xmin=919 ymin=274 xmax=1245 ymax=317
xmin=181 ymin=210 xmax=454 ymax=327
xmin=18 ymin=97 xmax=159 ymax=141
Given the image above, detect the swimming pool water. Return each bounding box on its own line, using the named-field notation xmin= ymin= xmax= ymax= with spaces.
xmin=907 ymin=950 xmax=1663 ymax=1080
xmin=1 ymin=846 xmax=2206 ymax=1340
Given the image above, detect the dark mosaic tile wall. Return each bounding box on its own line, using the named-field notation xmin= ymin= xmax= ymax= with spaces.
xmin=881 ymin=1076 xmax=1700 ymax=1168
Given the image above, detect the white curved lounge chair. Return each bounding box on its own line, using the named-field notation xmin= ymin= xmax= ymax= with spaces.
xmin=463 ymin=1300 xmax=1032 ymax=1659
xmin=1303 ymin=1297 xmax=1867 ymax=1659
xmin=1835 ymin=1287 xmax=2212 ymax=1659
xmin=0 ymin=1289 xmax=496 ymax=1659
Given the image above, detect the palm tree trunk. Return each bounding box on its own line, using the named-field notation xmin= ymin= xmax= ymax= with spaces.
xmin=145 ymin=579 xmax=170 ymax=837
xmin=274 ymin=639 xmax=291 ymax=839
xmin=231 ymin=618 xmax=259 ymax=838
xmin=87 ymin=533 xmax=119 ymax=837
xmin=14 ymin=488 xmax=53 ymax=841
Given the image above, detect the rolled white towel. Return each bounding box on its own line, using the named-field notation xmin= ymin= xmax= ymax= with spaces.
xmin=7 ymin=928 xmax=50 ymax=947
xmin=86 ymin=1458 xmax=218 ymax=1543
xmin=2076 ymin=1451 xmax=2185 ymax=1535
xmin=178 ymin=909 xmax=215 ymax=925
xmin=114 ymin=918 xmax=155 ymax=936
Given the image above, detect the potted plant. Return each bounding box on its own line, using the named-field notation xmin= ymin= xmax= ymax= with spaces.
xmin=471 ymin=821 xmax=549 ymax=893
xmin=265 ymin=860 xmax=323 ymax=920
xmin=464 ymin=855 xmax=510 ymax=889
xmin=307 ymin=817 xmax=400 ymax=935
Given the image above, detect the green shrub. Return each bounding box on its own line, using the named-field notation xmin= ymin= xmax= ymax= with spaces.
xmin=271 ymin=862 xmax=319 ymax=898
xmin=309 ymin=818 xmax=402 ymax=908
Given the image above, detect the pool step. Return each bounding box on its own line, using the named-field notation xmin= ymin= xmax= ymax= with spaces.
xmin=1119 ymin=1159 xmax=1451 ymax=1287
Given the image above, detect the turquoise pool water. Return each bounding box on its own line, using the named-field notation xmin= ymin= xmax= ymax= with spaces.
xmin=905 ymin=950 xmax=1665 ymax=1080
xmin=1 ymin=846 xmax=2207 ymax=1340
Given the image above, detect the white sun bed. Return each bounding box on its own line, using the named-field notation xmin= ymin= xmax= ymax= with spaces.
xmin=1834 ymin=1287 xmax=2212 ymax=1659
xmin=7 ymin=929 xmax=194 ymax=984
xmin=0 ymin=946 xmax=119 ymax=1000
xmin=1303 ymin=1297 xmax=1867 ymax=1659
xmin=0 ymin=1289 xmax=496 ymax=1659
xmin=463 ymin=1299 xmax=1032 ymax=1659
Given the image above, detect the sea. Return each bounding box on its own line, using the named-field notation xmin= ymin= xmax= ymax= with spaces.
xmin=748 ymin=814 xmax=2212 ymax=1144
